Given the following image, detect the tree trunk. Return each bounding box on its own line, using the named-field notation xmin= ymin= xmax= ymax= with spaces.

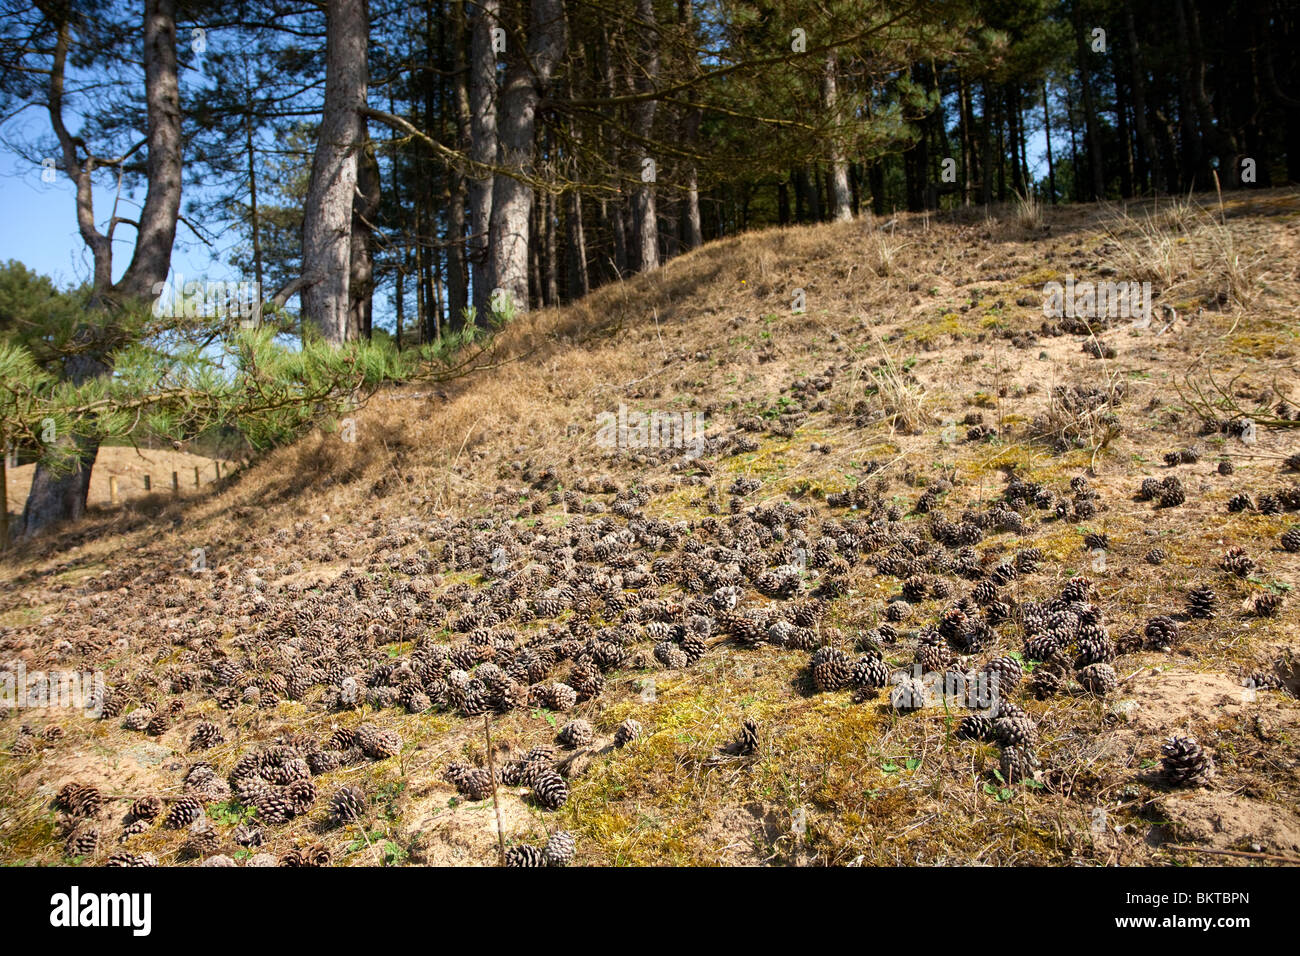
xmin=1072 ymin=5 xmax=1105 ymax=200
xmin=348 ymin=135 xmax=380 ymax=339
xmin=868 ymin=162 xmax=885 ymax=216
xmin=1124 ymin=6 xmax=1164 ymax=193
xmin=117 ymin=0 xmax=183 ymax=301
xmin=1115 ymin=62 xmax=1134 ymax=198
xmin=543 ymin=189 xmax=559 ymax=305
xmin=302 ymin=0 xmax=368 ymax=342
xmin=980 ymin=81 xmax=994 ymax=206
xmin=1008 ymin=86 xmax=1025 ymax=196
xmin=824 ymin=53 xmax=852 ymax=221
xmin=959 ymin=75 xmax=973 ymax=206
xmin=631 ymin=0 xmax=660 ymax=271
xmin=488 ymin=0 xmax=566 ymax=312
xmin=468 ymin=0 xmax=499 ymax=319
xmin=447 ymin=0 xmax=471 ymax=324
xmin=1042 ymin=80 xmax=1057 ymax=203
xmin=566 ymin=188 xmax=589 ymax=297
xmin=23 ymin=0 xmax=183 ymax=540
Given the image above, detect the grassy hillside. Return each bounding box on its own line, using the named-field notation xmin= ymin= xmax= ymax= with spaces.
xmin=2 ymin=190 xmax=1298 ymax=867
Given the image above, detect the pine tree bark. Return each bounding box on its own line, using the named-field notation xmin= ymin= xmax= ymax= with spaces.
xmin=566 ymin=188 xmax=589 ymax=297
xmin=1124 ymin=6 xmax=1164 ymax=193
xmin=488 ymin=0 xmax=566 ymax=313
xmin=446 ymin=0 xmax=470 ymax=323
xmin=348 ymin=135 xmax=380 ymax=339
xmin=980 ymin=80 xmax=994 ymax=206
xmin=1072 ymin=7 xmax=1105 ymax=200
xmin=1042 ymin=80 xmax=1057 ymax=203
xmin=824 ymin=53 xmax=852 ymax=221
xmin=302 ymin=0 xmax=368 ymax=343
xmin=631 ymin=0 xmax=660 ymax=271
xmin=468 ymin=0 xmax=499 ymax=319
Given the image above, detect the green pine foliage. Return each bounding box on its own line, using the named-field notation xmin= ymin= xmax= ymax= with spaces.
xmin=0 ymin=262 xmax=507 ymax=477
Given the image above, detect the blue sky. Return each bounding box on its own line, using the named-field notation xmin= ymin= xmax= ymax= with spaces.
xmin=0 ymin=121 xmax=231 ymax=293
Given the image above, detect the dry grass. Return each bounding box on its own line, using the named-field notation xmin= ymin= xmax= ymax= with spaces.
xmin=1101 ymin=194 xmax=1267 ymax=307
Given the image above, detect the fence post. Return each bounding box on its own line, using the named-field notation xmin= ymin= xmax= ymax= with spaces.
xmin=144 ymin=474 xmax=151 ymax=492
xmin=171 ymin=471 xmax=179 ymax=492
xmin=109 ymin=476 xmax=119 ymax=505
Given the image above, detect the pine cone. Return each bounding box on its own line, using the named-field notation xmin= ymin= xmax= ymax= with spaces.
xmin=985 ymin=656 xmax=1024 ymax=691
xmin=568 ymin=659 xmax=606 ymax=699
xmin=280 ymin=844 xmax=331 ymax=867
xmin=733 ymin=717 xmax=759 ymax=756
xmin=328 ymin=786 xmax=367 ymax=824
xmin=505 ymin=844 xmax=547 ymax=867
xmin=285 ymin=778 xmax=317 ymax=815
xmin=884 ymin=600 xmax=913 ymax=622
xmin=356 ymin=723 xmax=401 ymax=759
xmin=613 ymin=718 xmax=642 ymax=749
xmin=327 ymin=727 xmax=360 ymax=750
xmin=129 ymin=795 xmax=163 ymax=823
xmin=308 ymin=750 xmax=341 ymax=774
xmin=993 ymin=714 xmax=1037 ymax=748
xmin=1158 ymin=477 xmax=1186 ymax=508
xmin=1028 ymin=667 xmax=1064 ymax=700
xmin=145 ymin=711 xmax=170 ymax=736
xmin=999 ymin=744 xmax=1039 ymax=783
xmin=163 ymin=796 xmax=204 ymax=830
xmin=188 ymin=721 xmax=224 ymax=751
xmin=232 ymin=823 xmax=264 ymax=847
xmin=851 ymin=656 xmax=890 ymax=689
xmin=1144 ymin=547 xmax=1168 ymax=565
xmin=182 ymin=824 xmax=220 ymax=859
xmin=1078 ymin=662 xmax=1118 ymax=695
xmin=1281 ymin=527 xmax=1300 ymax=553
xmin=956 ymin=714 xmax=994 ymax=741
xmin=55 ymin=782 xmax=103 ymax=818
xmin=543 ymin=830 xmax=576 ymax=867
xmin=1245 ymin=671 xmax=1284 ymax=691
xmin=811 ymin=647 xmax=852 ymax=691
xmin=531 ymin=769 xmax=569 ymax=810
xmin=890 ymin=675 xmax=928 ymax=712
xmin=1258 ymin=493 xmax=1283 ymax=515
xmin=1061 ymin=575 xmax=1093 ymax=603
xmin=1220 ymin=547 xmax=1254 ymax=577
xmin=1250 ymin=592 xmax=1283 ymax=618
xmin=250 ymin=788 xmax=295 ymax=825
xmin=1160 ymin=735 xmax=1214 ymax=787
xmin=106 ymin=851 xmax=158 ymax=867
xmin=65 ymin=825 xmax=99 ymax=860
xmin=122 ymin=707 xmax=153 ymax=732
xmin=443 ymin=761 xmax=494 ymax=801
xmin=1186 ymin=584 xmax=1218 ymax=619
xmin=1227 ymin=492 xmax=1254 ymax=513
xmin=1144 ymin=615 xmax=1181 ymax=648
xmin=557 ymin=718 xmax=594 ymax=749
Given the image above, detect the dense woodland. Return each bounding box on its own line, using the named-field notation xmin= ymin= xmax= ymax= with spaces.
xmin=0 ymin=0 xmax=1297 ymax=535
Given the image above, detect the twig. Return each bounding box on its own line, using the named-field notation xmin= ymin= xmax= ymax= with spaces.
xmin=483 ymin=713 xmax=507 ymax=867
xmin=1163 ymin=843 xmax=1300 ymax=865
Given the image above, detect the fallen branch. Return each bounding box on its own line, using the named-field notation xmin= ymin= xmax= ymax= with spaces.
xmin=1162 ymin=843 xmax=1300 ymax=865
